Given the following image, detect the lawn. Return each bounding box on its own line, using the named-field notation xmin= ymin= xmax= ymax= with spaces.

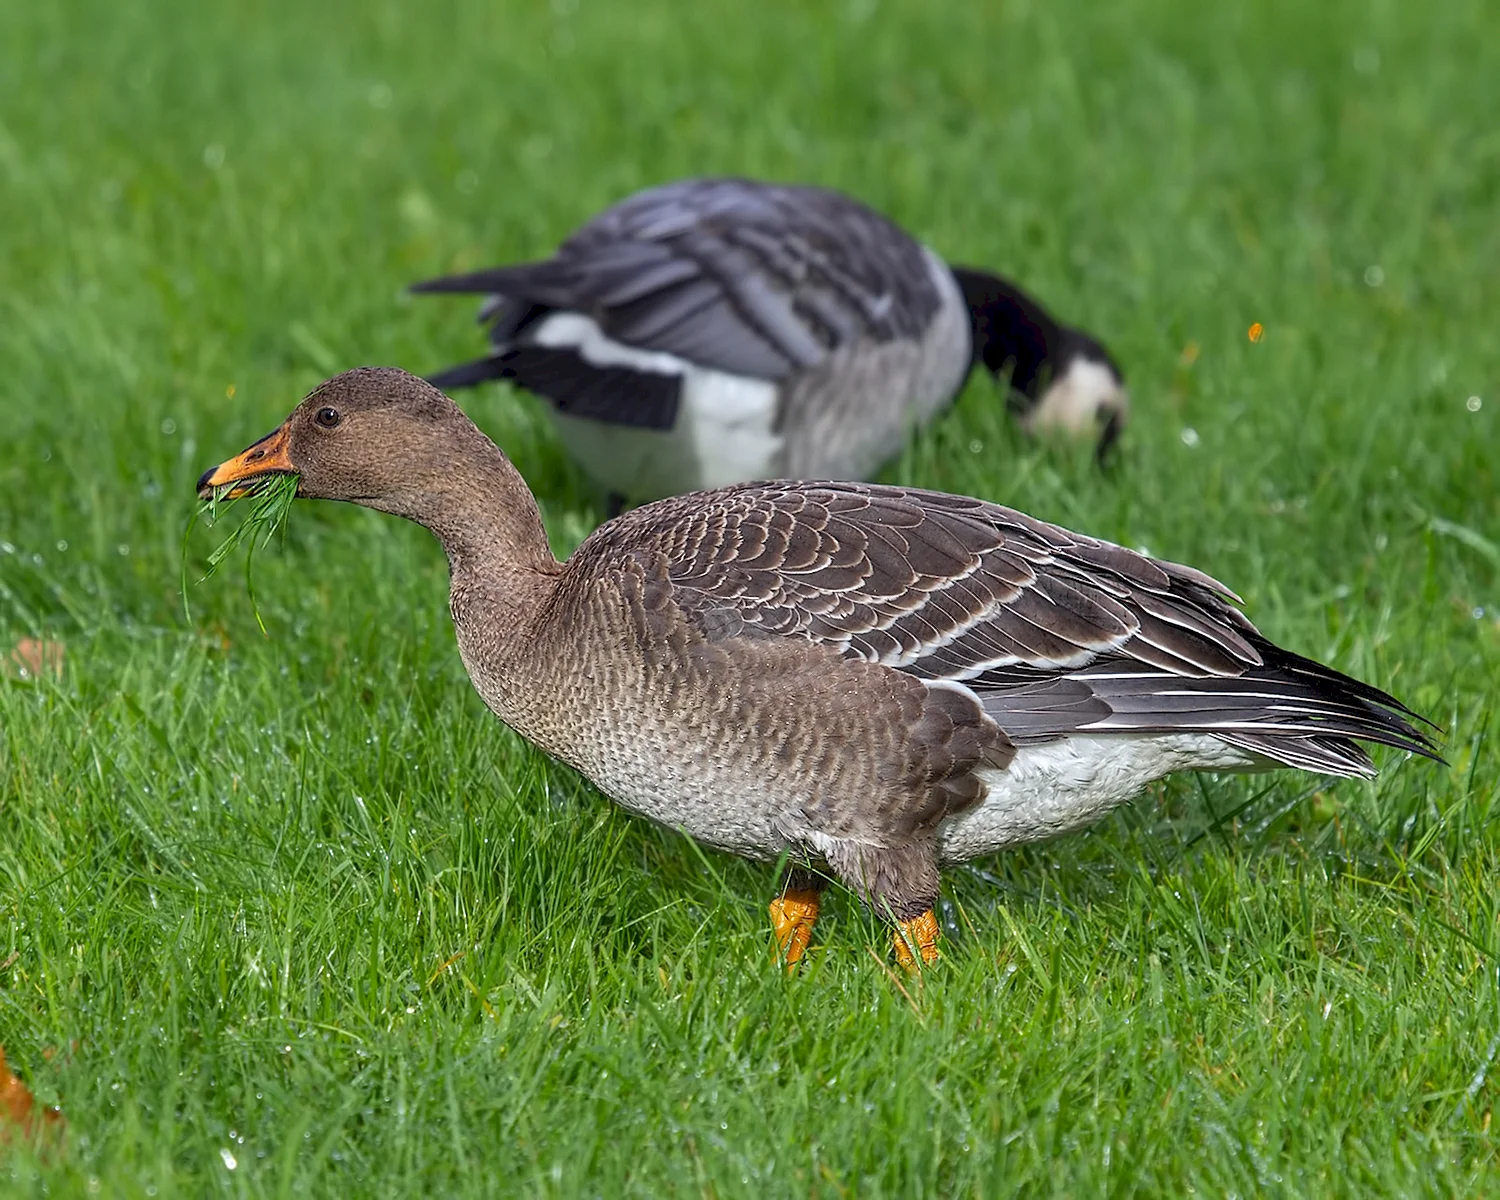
xmin=2 ymin=0 xmax=1498 ymax=1193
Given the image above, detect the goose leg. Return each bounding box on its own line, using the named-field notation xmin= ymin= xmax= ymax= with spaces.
xmin=893 ymin=910 xmax=941 ymax=969
xmin=769 ymin=867 xmax=824 ymax=967
xmin=819 ymin=838 xmax=942 ymax=971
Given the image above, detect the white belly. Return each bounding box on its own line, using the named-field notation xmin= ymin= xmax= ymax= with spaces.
xmin=531 ymin=311 xmax=784 ymax=499
xmin=579 ymin=726 xmax=1260 ymax=867
xmin=935 ymin=733 xmax=1260 ymax=862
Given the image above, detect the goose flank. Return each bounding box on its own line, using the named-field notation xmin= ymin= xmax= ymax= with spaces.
xmin=412 ymin=178 xmax=1128 ymax=514
xmin=199 ymin=368 xmax=1437 ymax=969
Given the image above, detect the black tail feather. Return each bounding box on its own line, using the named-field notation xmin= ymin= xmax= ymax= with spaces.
xmin=977 ymin=637 xmax=1442 ymax=778
xmin=424 ymin=355 xmax=516 ymax=392
xmin=409 ymin=265 xmax=539 ymax=296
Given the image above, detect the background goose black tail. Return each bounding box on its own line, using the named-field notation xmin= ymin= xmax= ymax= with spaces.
xmin=424 ymin=354 xmax=517 ymax=392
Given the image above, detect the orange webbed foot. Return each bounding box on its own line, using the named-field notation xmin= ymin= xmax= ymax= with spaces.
xmin=893 ymin=909 xmax=940 ymax=971
xmin=769 ymin=888 xmax=822 ymax=968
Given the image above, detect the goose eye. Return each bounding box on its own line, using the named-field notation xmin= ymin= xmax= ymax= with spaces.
xmin=315 ymin=406 xmax=341 ymax=428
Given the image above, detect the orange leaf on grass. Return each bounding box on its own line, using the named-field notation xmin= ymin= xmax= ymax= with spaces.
xmin=5 ymin=639 xmax=64 ymax=681
xmin=0 ymin=1046 xmax=65 ymax=1146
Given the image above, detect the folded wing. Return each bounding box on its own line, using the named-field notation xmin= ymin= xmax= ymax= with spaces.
xmin=579 ymin=481 xmax=1437 ymax=778
xmin=412 ymin=177 xmax=950 ymax=383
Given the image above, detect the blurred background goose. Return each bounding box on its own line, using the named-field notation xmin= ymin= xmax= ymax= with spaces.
xmin=412 ymin=177 xmax=1128 ymax=514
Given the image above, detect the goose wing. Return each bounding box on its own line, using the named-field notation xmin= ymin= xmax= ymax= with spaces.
xmin=585 ymin=481 xmax=1437 ymax=776
xmin=411 ymin=177 xmax=950 ymax=382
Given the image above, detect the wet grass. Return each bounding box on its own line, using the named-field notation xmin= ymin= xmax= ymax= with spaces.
xmin=185 ymin=474 xmax=302 ymax=634
xmin=1 ymin=0 xmax=1498 ymax=1193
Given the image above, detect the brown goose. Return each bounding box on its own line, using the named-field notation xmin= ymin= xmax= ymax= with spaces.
xmin=198 ymin=368 xmax=1437 ymax=969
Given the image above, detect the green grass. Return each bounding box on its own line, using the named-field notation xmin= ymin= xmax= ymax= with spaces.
xmin=2 ymin=0 xmax=1498 ymax=1192
xmin=188 ymin=474 xmax=302 ymax=635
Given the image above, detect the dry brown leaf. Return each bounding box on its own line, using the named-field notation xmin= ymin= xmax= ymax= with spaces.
xmin=0 ymin=1045 xmax=65 ymax=1146
xmin=5 ymin=639 xmax=64 ymax=681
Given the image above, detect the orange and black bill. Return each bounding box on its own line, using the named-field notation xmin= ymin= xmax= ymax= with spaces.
xmin=196 ymin=424 xmax=294 ymax=499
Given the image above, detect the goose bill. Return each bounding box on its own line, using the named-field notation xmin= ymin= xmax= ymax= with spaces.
xmin=196 ymin=424 xmax=294 ymax=499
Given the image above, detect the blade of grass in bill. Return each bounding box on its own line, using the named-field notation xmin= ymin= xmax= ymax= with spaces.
xmin=180 ymin=473 xmax=301 ymax=636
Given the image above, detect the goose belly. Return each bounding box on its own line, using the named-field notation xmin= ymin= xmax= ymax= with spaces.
xmin=530 ymin=311 xmax=785 ymax=499
xmin=778 ymin=247 xmax=973 ymax=479
xmin=563 ymin=734 xmax=792 ymax=861
xmin=549 ymin=371 xmax=784 ymax=500
xmin=463 ymin=662 xmax=795 ymax=860
xmin=936 ymin=733 xmax=1260 ymax=863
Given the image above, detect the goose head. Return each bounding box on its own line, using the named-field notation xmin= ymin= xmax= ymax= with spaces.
xmin=197 ymin=367 xmax=552 ymax=567
xmin=950 ymin=266 xmax=1129 ymax=463
xmin=198 ymin=368 xmax=489 ymax=509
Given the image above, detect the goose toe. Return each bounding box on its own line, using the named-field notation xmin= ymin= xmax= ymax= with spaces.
xmin=769 ymin=889 xmax=822 ymax=968
xmin=894 ymin=910 xmax=941 ymax=971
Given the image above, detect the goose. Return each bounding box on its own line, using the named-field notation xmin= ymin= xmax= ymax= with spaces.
xmin=198 ymin=369 xmax=1437 ymax=969
xmin=411 ymin=177 xmax=1128 ymax=515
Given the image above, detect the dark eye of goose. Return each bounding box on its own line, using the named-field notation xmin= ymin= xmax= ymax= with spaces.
xmin=314 ymin=406 xmax=341 ymax=429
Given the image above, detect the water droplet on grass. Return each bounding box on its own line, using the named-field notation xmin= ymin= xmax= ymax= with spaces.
xmin=1467 ymin=396 xmax=1482 ymax=412
xmin=400 ymin=189 xmax=436 ymax=229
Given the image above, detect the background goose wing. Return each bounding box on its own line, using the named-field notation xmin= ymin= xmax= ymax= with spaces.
xmin=412 ymin=178 xmax=950 ymax=381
